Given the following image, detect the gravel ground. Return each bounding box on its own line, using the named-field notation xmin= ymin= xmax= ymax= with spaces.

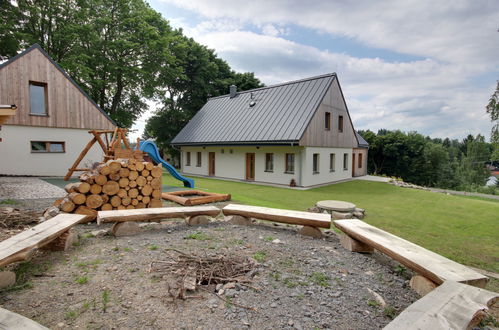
xmin=0 ymin=177 xmax=66 ymax=200
xmin=0 ymin=219 xmax=418 ymax=329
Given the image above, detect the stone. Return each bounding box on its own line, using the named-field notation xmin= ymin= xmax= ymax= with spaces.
xmin=0 ymin=271 xmax=16 ymax=289
xmin=299 ymin=226 xmax=324 ymax=239
xmin=223 ymin=282 xmax=236 ymax=290
xmin=186 ymin=215 xmax=210 ymax=226
xmin=306 ymin=206 xmax=320 ymax=213
xmin=91 ymin=229 xmax=109 ymax=237
xmin=339 ymin=234 xmax=373 ymax=253
xmin=316 ymin=200 xmax=356 ymax=212
xmin=111 ymin=221 xmax=141 ymax=237
xmin=225 ymin=215 xmax=252 ymax=226
xmin=354 ymin=207 xmax=365 ymax=214
xmin=352 ymin=211 xmax=365 ymax=219
xmin=332 ymin=211 xmax=353 ymax=220
xmin=43 ymin=206 xmax=60 ymax=220
xmin=409 ymin=274 xmax=438 ymax=296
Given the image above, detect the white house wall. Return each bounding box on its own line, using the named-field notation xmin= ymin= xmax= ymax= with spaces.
xmin=301 ymin=147 xmax=352 ymax=186
xmin=0 ymin=125 xmax=105 ymax=176
xmin=181 ymin=146 xmax=303 ymax=186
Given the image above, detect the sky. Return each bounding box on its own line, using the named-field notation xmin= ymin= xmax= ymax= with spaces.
xmin=130 ymin=0 xmax=499 ymax=141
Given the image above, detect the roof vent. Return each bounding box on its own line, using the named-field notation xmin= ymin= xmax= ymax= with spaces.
xmin=249 ymin=100 xmax=256 ymax=107
xmin=229 ymin=85 xmax=237 ymax=98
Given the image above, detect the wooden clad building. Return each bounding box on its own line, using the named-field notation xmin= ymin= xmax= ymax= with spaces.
xmin=0 ymin=44 xmax=116 ymax=176
xmin=172 ymin=73 xmax=368 ymax=188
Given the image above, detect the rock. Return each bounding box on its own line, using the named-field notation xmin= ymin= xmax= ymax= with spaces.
xmin=0 ymin=271 xmax=16 ymax=289
xmin=332 ymin=211 xmax=353 ymax=220
xmin=270 ymin=302 xmax=277 ymax=308
xmin=367 ymin=288 xmax=386 ymax=308
xmin=223 ymin=282 xmax=236 ymax=290
xmin=306 ymin=206 xmax=320 ymax=213
xmin=43 ymin=206 xmax=60 ymax=220
xmin=272 ymin=239 xmax=283 ymax=244
xmin=91 ymin=229 xmax=109 ymax=237
xmin=352 ymin=211 xmax=365 ymax=219
xmin=216 ymin=284 xmax=223 ymax=291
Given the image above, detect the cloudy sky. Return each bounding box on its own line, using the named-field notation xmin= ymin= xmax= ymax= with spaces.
xmin=131 ymin=0 xmax=499 ymax=141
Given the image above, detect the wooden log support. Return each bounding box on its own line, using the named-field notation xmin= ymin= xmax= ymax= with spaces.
xmin=334 ymin=219 xmax=488 ymax=287
xmin=222 ymin=204 xmax=331 ymax=228
xmin=111 ymin=221 xmax=141 ymax=237
xmin=225 ymin=215 xmax=252 ymax=226
xmin=0 ymin=307 xmax=49 ymax=329
xmin=41 ymin=228 xmax=78 ymax=251
xmin=339 ymin=234 xmax=374 ymax=253
xmin=186 ymin=215 xmax=211 ymax=226
xmin=409 ymin=274 xmax=438 ymax=296
xmin=299 ymin=225 xmax=324 ymax=239
xmin=0 ymin=271 xmax=16 ymax=289
xmin=161 ymin=190 xmax=230 ymax=206
xmin=97 ymin=206 xmax=220 ymax=224
xmin=384 ymin=281 xmax=499 ymax=330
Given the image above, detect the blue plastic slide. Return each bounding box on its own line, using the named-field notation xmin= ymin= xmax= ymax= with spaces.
xmin=139 ymin=140 xmax=195 ymax=188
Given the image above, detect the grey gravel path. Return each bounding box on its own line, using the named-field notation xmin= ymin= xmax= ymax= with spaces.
xmin=0 ymin=177 xmax=66 ymax=200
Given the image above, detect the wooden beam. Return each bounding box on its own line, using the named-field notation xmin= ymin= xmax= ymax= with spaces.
xmin=97 ymin=206 xmax=221 ymax=224
xmin=63 ymin=136 xmax=97 ymax=180
xmin=0 ymin=214 xmax=87 ymax=267
xmin=334 ymin=219 xmax=488 ymax=287
xmin=384 ymin=281 xmax=498 ymax=330
xmin=90 ymin=130 xmax=109 ymax=153
xmin=0 ymin=308 xmax=49 ymax=329
xmin=222 ymin=204 xmax=331 ymax=229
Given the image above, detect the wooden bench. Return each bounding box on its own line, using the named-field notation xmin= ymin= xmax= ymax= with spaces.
xmin=0 ymin=307 xmax=48 ymax=329
xmin=384 ymin=281 xmax=498 ymax=330
xmin=97 ymin=206 xmax=221 ymax=236
xmin=334 ymin=219 xmax=488 ymax=295
xmin=222 ymin=204 xmax=331 ymax=238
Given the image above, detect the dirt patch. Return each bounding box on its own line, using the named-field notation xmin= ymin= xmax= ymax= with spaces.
xmin=0 ymin=219 xmax=418 ymax=329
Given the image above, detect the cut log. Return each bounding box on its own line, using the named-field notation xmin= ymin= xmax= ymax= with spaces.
xmin=136 ymin=176 xmax=147 ymax=187
xmin=86 ymin=194 xmax=104 ymax=209
xmin=340 ymin=234 xmax=374 ymax=253
xmin=127 ymin=164 xmax=136 ymax=171
xmin=53 ymin=198 xmax=64 ymax=207
xmin=147 ymin=176 xmax=153 ymax=181
xmin=384 ymin=281 xmax=499 ymax=330
xmin=121 ymin=197 xmax=132 ymax=206
xmin=226 ymin=215 xmax=252 ymax=226
xmin=149 ymin=199 xmax=163 ymax=208
xmin=90 ymin=184 xmax=102 ymax=195
xmin=108 ymin=160 xmax=121 ymax=173
xmin=0 ymin=214 xmax=86 ymax=267
xmin=333 ymin=219 xmax=488 ymax=287
xmin=109 ymin=172 xmax=120 ymax=181
xmin=299 ymin=226 xmax=324 ymax=238
xmin=117 ymin=189 xmax=127 ymax=198
xmin=141 ymin=184 xmax=152 ymax=196
xmin=41 ymin=228 xmax=78 ymax=251
xmin=152 ymin=189 xmax=162 ymax=199
xmin=119 ymin=168 xmax=130 ymax=178
xmin=68 ymin=192 xmax=86 ymax=205
xmin=125 ymin=205 xmax=135 ymax=210
xmin=131 ymin=199 xmax=139 ymax=206
xmin=137 ymin=195 xmax=143 ymax=201
xmin=141 ymin=169 xmax=150 ymax=177
xmin=136 ymin=202 xmax=145 ymax=209
xmin=60 ymin=199 xmax=75 ymax=213
xmin=111 ymin=221 xmax=141 ymax=236
xmin=151 ymin=167 xmax=162 ymax=178
xmin=135 ymin=162 xmax=145 ymax=171
xmin=129 ymin=180 xmax=137 ymax=188
xmin=101 ymin=203 xmax=113 ymax=211
xmin=97 ymin=205 xmax=221 ymax=224
xmin=410 ymin=275 xmax=438 ymax=296
xmin=118 ymin=177 xmax=129 ymax=188
xmin=222 ymin=204 xmax=331 ymax=229
xmin=0 ymin=307 xmax=49 ymax=329
xmin=128 ymin=188 xmax=139 ymax=198
xmin=129 ymin=170 xmax=139 ymax=180
xmin=102 ymin=181 xmax=120 ymax=196
xmin=117 ymin=205 xmax=126 ymax=210
xmin=110 ymin=196 xmax=122 ymax=207
xmin=100 ymin=194 xmax=109 ymax=204
xmin=64 ymin=182 xmax=90 ymax=194
xmin=74 ymin=205 xmax=98 ymax=222
xmin=186 ymin=215 xmax=210 ymax=226
xmin=95 ymin=174 xmax=107 ymax=186
xmin=98 ymin=165 xmax=111 ymax=176
xmin=145 ymin=162 xmax=154 ymax=170
xmin=150 ymin=178 xmax=161 ymax=189
xmin=142 ymin=196 xmax=151 ymax=205
xmin=79 ymin=172 xmax=96 ymax=184
xmin=0 ymin=271 xmax=16 ymax=289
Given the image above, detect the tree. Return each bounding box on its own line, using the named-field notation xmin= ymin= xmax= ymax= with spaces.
xmin=486 ymin=81 xmax=499 ymax=159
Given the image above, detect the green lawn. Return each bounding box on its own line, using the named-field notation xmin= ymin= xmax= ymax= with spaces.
xmin=163 ymin=174 xmax=499 ymax=276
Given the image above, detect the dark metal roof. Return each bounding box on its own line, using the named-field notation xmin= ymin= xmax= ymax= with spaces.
xmin=0 ymin=44 xmax=117 ymax=127
xmin=172 ymin=73 xmax=336 ymax=145
xmin=355 ymin=131 xmax=369 ymax=148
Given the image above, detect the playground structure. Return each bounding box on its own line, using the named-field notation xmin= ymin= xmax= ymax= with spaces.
xmin=0 ymin=104 xmax=16 ymax=125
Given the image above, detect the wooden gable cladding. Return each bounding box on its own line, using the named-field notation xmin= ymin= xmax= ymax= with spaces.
xmin=299 ymin=78 xmax=357 ymax=148
xmin=0 ymin=46 xmax=115 ymax=130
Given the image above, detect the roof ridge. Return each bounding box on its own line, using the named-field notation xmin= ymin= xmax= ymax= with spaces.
xmin=209 ymin=72 xmax=336 ymax=100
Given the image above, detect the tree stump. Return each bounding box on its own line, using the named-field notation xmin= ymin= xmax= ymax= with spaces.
xmin=299 ymin=225 xmax=324 ymax=238
xmin=339 ymin=234 xmax=373 ymax=253
xmin=41 ymin=229 xmax=78 ymax=251
xmin=186 ymin=215 xmax=210 ymax=226
xmin=111 ymin=221 xmax=141 ymax=236
xmin=226 ymin=215 xmax=252 ymax=226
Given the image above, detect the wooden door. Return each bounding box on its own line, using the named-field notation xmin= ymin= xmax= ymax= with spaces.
xmin=351 ymin=153 xmax=356 ymax=177
xmin=245 ymin=153 xmax=255 ymax=181
xmin=208 ymin=152 xmax=215 ymax=176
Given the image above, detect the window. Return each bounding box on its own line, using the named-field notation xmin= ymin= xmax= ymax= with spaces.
xmin=329 ymin=153 xmax=335 ymax=172
xmin=31 ymin=141 xmax=65 ymax=153
xmin=196 ymin=152 xmax=202 ymax=167
xmin=285 ymin=153 xmax=295 ymax=174
xmin=186 ymin=152 xmax=191 ymax=166
xmin=29 ymin=81 xmax=48 ymax=115
xmin=343 ymin=153 xmax=348 ymax=170
xmin=338 ymin=115 xmax=344 ymax=132
xmin=358 ymin=153 xmax=363 ymax=168
xmin=312 ymin=153 xmax=319 ymax=174
xmin=265 ymin=153 xmax=274 ymax=172
xmin=325 ymin=112 xmax=331 ymax=130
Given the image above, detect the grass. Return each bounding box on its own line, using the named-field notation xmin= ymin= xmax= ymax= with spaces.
xmin=0 ymin=199 xmax=19 ymax=205
xmin=310 ymin=272 xmax=330 ymax=287
xmin=185 ymin=231 xmax=212 ymax=240
xmin=163 ymin=174 xmax=499 ymax=276
xmin=75 ymin=276 xmax=89 ymax=284
xmin=253 ymin=251 xmax=267 ymax=262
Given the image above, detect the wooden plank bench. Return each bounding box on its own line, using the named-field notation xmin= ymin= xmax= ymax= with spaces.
xmin=334 ymin=219 xmax=488 ymax=295
xmin=384 ymin=281 xmax=498 ymax=330
xmin=222 ymin=204 xmax=331 ymax=238
xmin=0 ymin=307 xmax=49 ymax=329
xmin=97 ymin=206 xmax=221 ymax=236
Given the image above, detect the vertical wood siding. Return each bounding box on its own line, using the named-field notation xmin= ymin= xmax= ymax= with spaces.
xmin=0 ymin=48 xmax=115 ymax=130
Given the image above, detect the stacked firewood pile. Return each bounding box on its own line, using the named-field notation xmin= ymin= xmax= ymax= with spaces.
xmin=45 ymin=159 xmax=163 ymax=222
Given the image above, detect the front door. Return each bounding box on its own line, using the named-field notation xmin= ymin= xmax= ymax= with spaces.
xmin=351 ymin=153 xmax=356 ymax=177
xmin=245 ymin=153 xmax=255 ymax=181
xmin=208 ymin=152 xmax=215 ymax=176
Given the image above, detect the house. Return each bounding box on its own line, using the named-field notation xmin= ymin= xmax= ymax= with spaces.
xmin=0 ymin=44 xmax=116 ymax=176
xmin=171 ymin=73 xmax=368 ymax=188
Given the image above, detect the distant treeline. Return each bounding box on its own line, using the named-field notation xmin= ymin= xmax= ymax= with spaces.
xmin=358 ymin=130 xmax=497 ymax=193
xmin=0 ymin=0 xmax=263 ymax=151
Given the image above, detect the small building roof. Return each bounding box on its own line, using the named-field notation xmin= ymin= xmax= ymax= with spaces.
xmin=355 ymin=132 xmax=369 ymax=148
xmin=172 ymin=73 xmax=337 ymax=145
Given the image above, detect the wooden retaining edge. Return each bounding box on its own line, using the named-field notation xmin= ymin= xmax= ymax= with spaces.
xmin=161 ymin=190 xmax=231 ymax=206
xmin=97 ymin=206 xmax=221 ymax=224
xmin=0 ymin=307 xmax=49 ymax=329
